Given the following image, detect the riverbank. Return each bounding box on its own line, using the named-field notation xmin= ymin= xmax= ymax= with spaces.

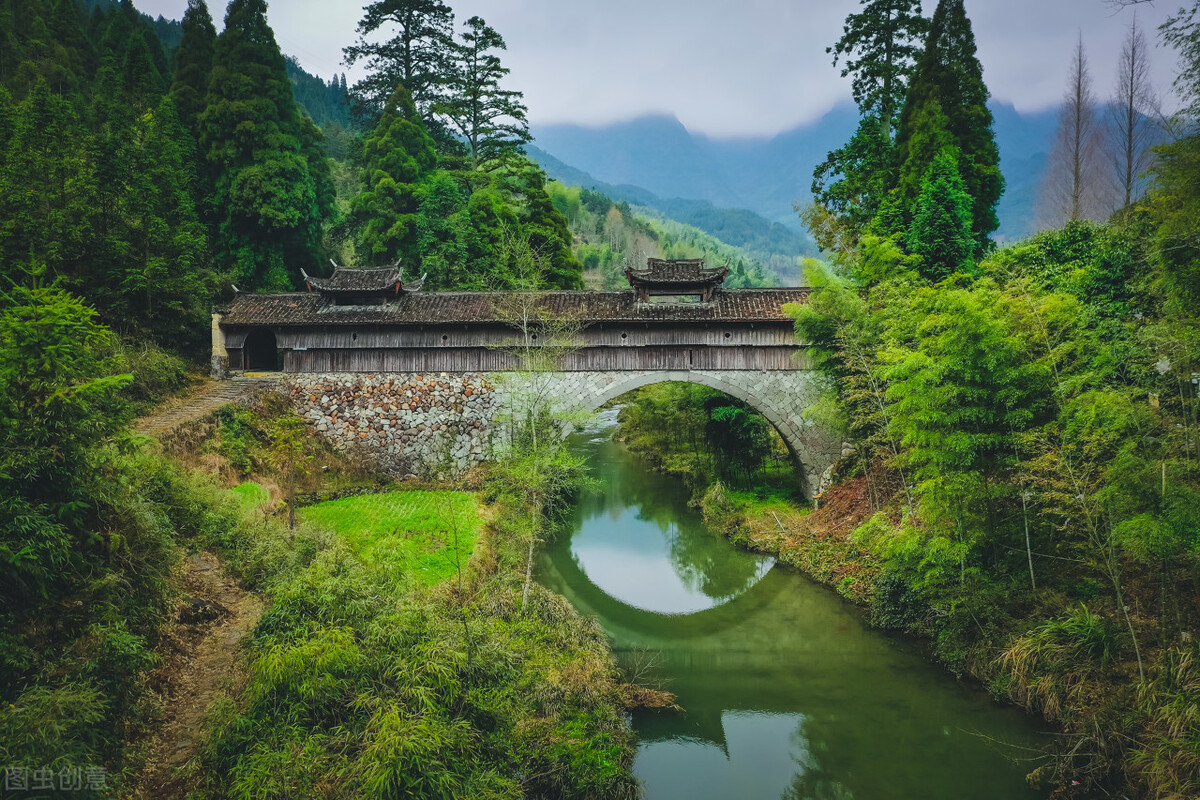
xmin=610 ymin=384 xmax=1200 ymax=798
xmin=540 ymin=409 xmax=1044 ymax=799
xmin=136 ymin=393 xmax=644 ymax=798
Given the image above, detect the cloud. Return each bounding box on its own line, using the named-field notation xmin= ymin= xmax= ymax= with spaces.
xmin=136 ymin=0 xmax=1180 ymax=137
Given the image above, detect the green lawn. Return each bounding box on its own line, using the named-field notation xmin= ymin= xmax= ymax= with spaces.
xmin=297 ymin=491 xmax=480 ymax=584
xmin=229 ymin=481 xmax=270 ymax=512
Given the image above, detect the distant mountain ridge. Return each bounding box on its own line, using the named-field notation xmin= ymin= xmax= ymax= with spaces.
xmin=526 ymin=144 xmax=815 ymax=262
xmin=530 ymin=101 xmax=1060 ymax=243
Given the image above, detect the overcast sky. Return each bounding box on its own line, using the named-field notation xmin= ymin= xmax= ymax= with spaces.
xmin=135 ymin=0 xmax=1181 ymax=138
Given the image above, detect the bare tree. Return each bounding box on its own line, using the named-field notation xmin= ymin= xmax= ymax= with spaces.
xmin=1038 ymin=35 xmax=1108 ymax=227
xmin=1109 ymin=17 xmax=1162 ymax=210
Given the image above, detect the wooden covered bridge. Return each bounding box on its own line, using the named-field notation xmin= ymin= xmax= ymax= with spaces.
xmin=211 ymin=259 xmax=840 ymax=494
xmin=213 ymin=258 xmax=812 ymax=374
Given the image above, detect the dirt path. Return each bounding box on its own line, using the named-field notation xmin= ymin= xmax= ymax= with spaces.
xmin=135 ymin=375 xmax=280 ymax=437
xmin=129 ymin=552 xmax=263 ymax=800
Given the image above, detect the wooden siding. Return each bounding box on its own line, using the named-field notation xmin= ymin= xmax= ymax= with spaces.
xmin=264 ymin=322 xmax=799 ymax=351
xmin=283 ymin=345 xmax=807 ymax=373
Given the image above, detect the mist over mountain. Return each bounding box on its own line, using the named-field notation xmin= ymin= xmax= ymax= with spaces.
xmin=530 ymin=101 xmax=1060 ymax=244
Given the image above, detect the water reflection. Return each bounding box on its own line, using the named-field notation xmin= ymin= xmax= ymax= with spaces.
xmin=558 ymin=408 xmax=775 ymax=614
xmin=539 ymin=410 xmax=1046 ymax=800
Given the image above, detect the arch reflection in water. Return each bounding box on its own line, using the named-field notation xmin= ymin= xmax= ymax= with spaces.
xmin=559 ymin=407 xmax=776 ymax=614
xmin=539 ymin=408 xmax=1046 ymax=800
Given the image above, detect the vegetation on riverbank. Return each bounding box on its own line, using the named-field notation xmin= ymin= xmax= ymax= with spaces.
xmin=0 ymin=278 xmax=640 ymax=797
xmin=170 ymin=393 xmax=639 ymax=799
xmin=612 ymin=382 xmax=799 ymax=501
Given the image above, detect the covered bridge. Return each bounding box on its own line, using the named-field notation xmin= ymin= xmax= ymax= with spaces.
xmin=211 ymin=258 xmax=813 ymax=375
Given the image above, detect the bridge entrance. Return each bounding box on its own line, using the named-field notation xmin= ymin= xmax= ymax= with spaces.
xmin=243 ymin=328 xmax=279 ymax=372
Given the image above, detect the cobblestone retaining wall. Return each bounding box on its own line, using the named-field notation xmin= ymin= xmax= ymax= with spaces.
xmin=285 ymin=370 xmax=841 ymax=493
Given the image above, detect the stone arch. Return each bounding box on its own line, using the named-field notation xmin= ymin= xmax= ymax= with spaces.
xmin=561 ymin=369 xmax=838 ymax=497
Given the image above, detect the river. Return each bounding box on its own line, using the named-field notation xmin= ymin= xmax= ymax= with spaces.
xmin=536 ymin=408 xmax=1047 ymax=800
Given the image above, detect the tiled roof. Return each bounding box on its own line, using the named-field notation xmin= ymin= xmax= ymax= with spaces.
xmin=301 ymin=266 xmax=402 ymax=293
xmin=217 ymin=289 xmax=811 ymax=327
xmin=627 ymin=258 xmax=729 ymax=285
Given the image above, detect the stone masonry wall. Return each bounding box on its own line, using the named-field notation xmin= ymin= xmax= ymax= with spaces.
xmin=287 ymin=373 xmax=497 ymax=478
xmin=285 ymin=370 xmax=842 ymax=494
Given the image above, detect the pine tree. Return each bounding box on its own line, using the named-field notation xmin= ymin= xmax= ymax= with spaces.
xmin=438 ymin=16 xmax=531 ymax=169
xmin=343 ymin=0 xmax=454 ymax=121
xmin=506 ymin=165 xmax=582 ymax=289
xmin=350 ymin=85 xmax=437 ymax=266
xmin=0 ymin=81 xmax=96 ymax=284
xmin=200 ymin=0 xmax=326 ymax=290
xmin=907 ymin=148 xmax=975 ymax=281
xmin=169 ymin=0 xmax=216 ymax=135
xmin=828 ymin=0 xmax=928 ymax=123
xmin=105 ymin=97 xmax=215 ymax=344
xmin=893 ymin=0 xmax=1002 ymax=252
xmin=813 ymin=0 xmax=927 ymax=231
xmin=7 ymin=0 xmax=92 ymax=99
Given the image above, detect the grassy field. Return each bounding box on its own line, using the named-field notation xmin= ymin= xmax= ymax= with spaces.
xmin=298 ymin=490 xmax=480 ymax=584
xmin=228 ymin=480 xmax=270 ymax=512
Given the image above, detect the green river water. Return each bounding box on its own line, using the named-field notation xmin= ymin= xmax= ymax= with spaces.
xmin=536 ymin=408 xmax=1048 ymax=800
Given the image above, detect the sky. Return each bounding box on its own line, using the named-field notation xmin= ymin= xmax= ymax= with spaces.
xmin=134 ymin=0 xmax=1181 ymax=138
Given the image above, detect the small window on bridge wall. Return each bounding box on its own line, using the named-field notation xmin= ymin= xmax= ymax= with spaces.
xmin=648 ymin=294 xmax=703 ymax=304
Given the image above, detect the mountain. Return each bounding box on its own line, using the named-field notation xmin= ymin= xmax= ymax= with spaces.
xmin=530 ymin=101 xmax=1060 ymax=243
xmin=525 ymin=144 xmax=815 ymax=265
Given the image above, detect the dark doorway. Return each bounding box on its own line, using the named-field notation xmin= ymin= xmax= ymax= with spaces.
xmin=243 ymin=328 xmax=279 ymax=371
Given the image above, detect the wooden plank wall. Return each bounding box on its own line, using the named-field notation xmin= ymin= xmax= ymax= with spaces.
xmin=283 ymin=345 xmax=806 ymax=373
xmin=272 ymin=323 xmax=798 ymax=350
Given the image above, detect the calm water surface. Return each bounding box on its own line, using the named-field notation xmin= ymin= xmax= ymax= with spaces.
xmin=536 ymin=408 xmax=1047 ymax=800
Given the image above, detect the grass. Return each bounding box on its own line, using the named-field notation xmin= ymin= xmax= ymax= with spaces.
xmin=728 ymin=487 xmax=809 ymax=517
xmin=229 ymin=481 xmax=270 ymax=512
xmin=297 ymin=490 xmax=480 ymax=584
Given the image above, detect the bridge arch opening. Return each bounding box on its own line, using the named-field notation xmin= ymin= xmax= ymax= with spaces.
xmin=578 ymin=374 xmax=813 ymax=498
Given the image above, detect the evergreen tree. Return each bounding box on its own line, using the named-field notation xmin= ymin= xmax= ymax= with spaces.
xmin=200 ymin=0 xmax=327 ymax=290
xmin=907 ymin=148 xmax=975 ymax=281
xmin=505 ymin=164 xmax=582 ymax=289
xmin=828 ymin=0 xmax=928 ymax=122
xmin=893 ymin=0 xmax=1002 ymax=252
xmin=812 ymin=114 xmax=894 ymax=232
xmin=7 ymin=0 xmax=91 ymax=99
xmin=890 ymin=96 xmax=956 ymax=220
xmin=350 ymin=85 xmax=437 ymax=267
xmin=0 ymin=86 xmax=12 ymax=160
xmin=343 ymin=0 xmax=454 ymax=121
xmin=414 ymin=171 xmax=471 ymax=289
xmin=103 ymin=97 xmax=214 ymax=345
xmin=438 ymin=16 xmax=531 ymax=169
xmin=169 ymin=0 xmax=216 ymax=135
xmin=0 ymin=81 xmax=96 ymax=284
xmin=813 ymin=0 xmax=927 ymax=232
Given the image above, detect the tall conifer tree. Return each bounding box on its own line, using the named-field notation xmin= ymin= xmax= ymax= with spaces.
xmin=200 ymin=0 xmax=328 ymax=290
xmin=439 ymin=16 xmax=531 ymax=169
xmin=343 ymin=0 xmax=455 ymax=122
xmin=893 ymin=0 xmax=1002 ymax=252
xmin=908 ymin=148 xmax=975 ymax=281
xmin=351 ymin=85 xmax=437 ymax=266
xmin=169 ymin=0 xmax=216 ymax=135
xmin=0 ymin=81 xmax=95 ymax=283
xmin=813 ymin=0 xmax=927 ymax=232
